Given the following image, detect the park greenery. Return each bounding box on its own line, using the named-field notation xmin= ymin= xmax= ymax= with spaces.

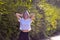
xmin=0 ymin=0 xmax=60 ymax=40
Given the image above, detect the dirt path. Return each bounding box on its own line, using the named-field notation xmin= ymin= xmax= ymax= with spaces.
xmin=50 ymin=35 xmax=60 ymax=40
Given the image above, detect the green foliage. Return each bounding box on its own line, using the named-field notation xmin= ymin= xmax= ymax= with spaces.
xmin=0 ymin=0 xmax=60 ymax=40
xmin=0 ymin=0 xmax=32 ymax=14
xmin=38 ymin=2 xmax=60 ymax=36
xmin=0 ymin=0 xmax=32 ymax=40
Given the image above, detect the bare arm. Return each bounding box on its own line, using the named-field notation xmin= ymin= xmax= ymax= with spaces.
xmin=30 ymin=13 xmax=35 ymax=22
xmin=15 ymin=13 xmax=23 ymax=22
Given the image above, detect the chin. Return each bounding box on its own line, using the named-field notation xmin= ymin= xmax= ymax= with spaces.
xmin=25 ymin=18 xmax=27 ymax=19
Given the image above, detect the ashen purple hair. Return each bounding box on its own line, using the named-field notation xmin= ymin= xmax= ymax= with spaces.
xmin=23 ymin=10 xmax=29 ymax=16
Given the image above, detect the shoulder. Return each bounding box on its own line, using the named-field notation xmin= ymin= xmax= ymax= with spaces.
xmin=27 ymin=18 xmax=33 ymax=23
xmin=27 ymin=18 xmax=32 ymax=20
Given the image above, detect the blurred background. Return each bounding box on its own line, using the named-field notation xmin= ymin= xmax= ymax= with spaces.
xmin=0 ymin=0 xmax=60 ymax=40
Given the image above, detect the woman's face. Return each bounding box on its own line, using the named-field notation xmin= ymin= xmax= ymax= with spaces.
xmin=23 ymin=13 xmax=29 ymax=19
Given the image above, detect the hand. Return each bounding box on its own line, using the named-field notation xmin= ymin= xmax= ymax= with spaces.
xmin=16 ymin=13 xmax=20 ymax=16
xmin=20 ymin=14 xmax=23 ymax=17
xmin=16 ymin=13 xmax=23 ymax=17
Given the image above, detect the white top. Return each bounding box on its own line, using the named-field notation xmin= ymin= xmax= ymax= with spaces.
xmin=19 ymin=18 xmax=32 ymax=31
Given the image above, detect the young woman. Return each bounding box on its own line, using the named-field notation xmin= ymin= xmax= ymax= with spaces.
xmin=16 ymin=10 xmax=35 ymax=40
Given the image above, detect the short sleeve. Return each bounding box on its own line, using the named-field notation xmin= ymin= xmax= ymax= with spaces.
xmin=29 ymin=18 xmax=32 ymax=23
